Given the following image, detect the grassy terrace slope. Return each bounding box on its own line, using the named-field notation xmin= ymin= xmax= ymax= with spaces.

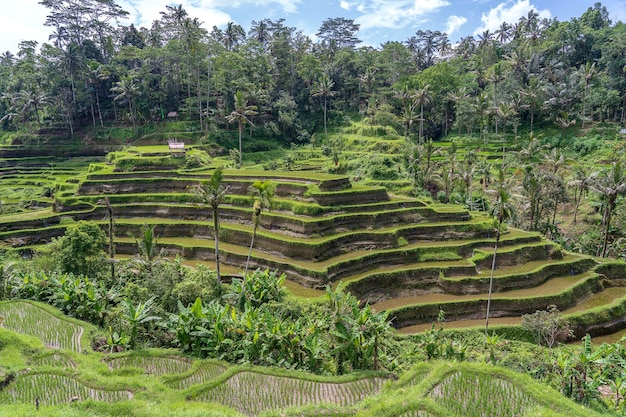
xmin=1 ymin=150 xmax=626 ymax=337
xmin=0 ymin=302 xmax=607 ymax=416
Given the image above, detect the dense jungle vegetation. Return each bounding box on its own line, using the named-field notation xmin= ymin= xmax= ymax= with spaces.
xmin=2 ymin=1 xmax=626 ymax=416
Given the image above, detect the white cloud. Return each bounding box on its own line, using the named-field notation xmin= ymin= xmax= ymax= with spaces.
xmin=205 ymin=0 xmax=301 ymax=13
xmin=0 ymin=0 xmax=49 ymax=54
xmin=340 ymin=1 xmax=352 ymax=11
xmin=355 ymin=0 xmax=449 ymax=31
xmin=446 ymin=15 xmax=467 ymax=35
xmin=473 ymin=0 xmax=551 ymax=35
xmin=117 ymin=0 xmax=231 ymax=29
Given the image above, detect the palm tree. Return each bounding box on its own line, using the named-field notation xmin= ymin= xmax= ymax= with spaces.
xmin=414 ymin=84 xmax=432 ymax=144
xmin=485 ymin=166 xmax=513 ymax=336
xmin=579 ymin=62 xmax=597 ymax=127
xmin=196 ymin=167 xmax=229 ymax=285
xmin=1 ymin=90 xmax=51 ymax=130
xmin=568 ymin=166 xmax=590 ymax=224
xmin=312 ymin=73 xmax=335 ymax=140
xmin=226 ymin=91 xmax=258 ymax=168
xmin=591 ymin=162 xmax=626 ymax=258
xmin=244 ymin=180 xmax=275 ymax=276
xmin=497 ymin=101 xmax=517 ymax=154
xmin=495 ymin=22 xmax=512 ymax=44
xmin=134 ymin=224 xmax=164 ymax=272
xmin=488 ymin=62 xmax=505 ymax=134
xmin=111 ymin=75 xmax=141 ymax=130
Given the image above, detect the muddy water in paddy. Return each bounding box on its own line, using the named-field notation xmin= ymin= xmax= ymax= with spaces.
xmin=398 ymin=317 xmax=521 ymax=334
xmin=562 ymin=287 xmax=626 ymax=313
xmin=372 ymin=273 xmax=590 ymax=312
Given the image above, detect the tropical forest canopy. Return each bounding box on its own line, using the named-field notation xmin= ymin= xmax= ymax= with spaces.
xmin=0 ymin=1 xmax=624 ymax=143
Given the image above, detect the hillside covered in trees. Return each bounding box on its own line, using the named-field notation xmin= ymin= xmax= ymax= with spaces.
xmin=3 ymin=1 xmax=626 ymax=416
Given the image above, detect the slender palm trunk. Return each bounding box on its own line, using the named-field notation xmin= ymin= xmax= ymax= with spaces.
xmin=419 ymin=104 xmax=424 ymax=144
xmin=485 ymin=219 xmax=502 ymax=336
xmin=573 ymin=188 xmax=583 ymax=224
xmin=129 ymin=100 xmax=135 ymax=130
xmin=244 ymin=225 xmax=257 ymax=277
xmin=323 ymin=98 xmax=328 ymax=139
xmin=238 ymin=122 xmax=243 ymax=168
xmin=96 ymin=93 xmax=103 ymax=127
xmin=601 ymin=200 xmax=614 ymax=257
xmin=213 ymin=208 xmax=222 ymax=285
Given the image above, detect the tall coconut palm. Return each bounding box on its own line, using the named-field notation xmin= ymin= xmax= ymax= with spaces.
xmin=591 ymin=162 xmax=626 ymax=258
xmin=312 ymin=73 xmax=335 ymax=140
xmin=196 ymin=167 xmax=229 ymax=285
xmin=244 ymin=180 xmax=275 ymax=276
xmin=485 ymin=166 xmax=513 ymax=335
xmin=568 ymin=166 xmax=590 ymax=224
xmin=111 ymin=75 xmax=141 ymax=130
xmin=497 ymin=101 xmax=517 ymax=154
xmin=414 ymin=84 xmax=432 ymax=144
xmin=226 ymin=91 xmax=258 ymax=168
xmin=579 ymin=62 xmax=597 ymax=128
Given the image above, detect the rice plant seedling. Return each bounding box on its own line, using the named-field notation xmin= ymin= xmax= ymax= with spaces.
xmin=429 ymin=371 xmax=535 ymax=417
xmin=165 ymin=362 xmax=227 ymax=390
xmin=398 ymin=411 xmax=435 ymax=417
xmin=29 ymin=353 xmax=76 ymax=369
xmin=0 ymin=301 xmax=85 ymax=352
xmin=197 ymin=372 xmax=383 ymax=416
xmin=106 ymin=355 xmax=193 ymax=376
xmin=0 ymin=373 xmax=133 ymax=406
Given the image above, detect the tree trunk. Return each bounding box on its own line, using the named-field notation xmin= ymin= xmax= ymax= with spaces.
xmin=244 ymin=225 xmax=257 ymax=277
xmin=213 ymin=208 xmax=221 ymax=285
xmin=323 ymin=98 xmax=328 ymax=139
xmin=573 ymin=188 xmax=582 ymax=224
xmin=238 ymin=122 xmax=243 ymax=168
xmin=601 ymin=199 xmax=613 ymax=257
xmin=485 ymin=219 xmax=502 ymax=336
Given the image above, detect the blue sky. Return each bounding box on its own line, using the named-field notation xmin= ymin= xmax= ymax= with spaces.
xmin=2 ymin=0 xmax=626 ymax=53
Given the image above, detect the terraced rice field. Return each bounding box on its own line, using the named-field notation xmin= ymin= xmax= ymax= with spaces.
xmin=0 ymin=301 xmax=85 ymax=352
xmin=164 ymin=362 xmax=227 ymax=390
xmin=29 ymin=353 xmax=76 ymax=369
xmin=106 ymin=355 xmax=193 ymax=376
xmin=2 ymin=149 xmax=626 ymax=338
xmin=0 ymin=373 xmax=133 ymax=405
xmin=196 ymin=371 xmax=384 ymax=416
xmin=429 ymin=371 xmax=535 ymax=417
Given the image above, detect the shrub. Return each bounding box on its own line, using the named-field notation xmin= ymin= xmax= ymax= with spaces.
xmin=52 ymin=221 xmax=107 ymax=278
xmin=521 ymin=305 xmax=573 ymax=348
xmin=185 ymin=149 xmax=211 ymax=168
xmin=225 ymin=269 xmax=286 ymax=310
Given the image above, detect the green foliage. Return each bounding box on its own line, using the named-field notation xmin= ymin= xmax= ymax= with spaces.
xmin=521 ymin=305 xmax=574 ymax=348
xmin=225 ymin=269 xmax=286 ymax=310
xmin=413 ymin=310 xmax=466 ymax=361
xmin=53 ymin=221 xmax=107 ymax=278
xmin=167 ymin=278 xmax=394 ymax=375
xmin=184 ymin=149 xmax=211 ymax=169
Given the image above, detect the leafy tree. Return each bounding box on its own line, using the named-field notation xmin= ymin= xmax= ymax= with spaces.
xmin=521 ymin=305 xmax=573 ymax=348
xmin=55 ymin=221 xmax=107 ymax=278
xmin=196 ymin=167 xmax=229 ymax=286
xmin=316 ymin=18 xmax=361 ymax=49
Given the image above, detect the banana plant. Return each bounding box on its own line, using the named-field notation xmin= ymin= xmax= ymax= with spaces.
xmin=124 ymin=296 xmax=160 ymax=350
